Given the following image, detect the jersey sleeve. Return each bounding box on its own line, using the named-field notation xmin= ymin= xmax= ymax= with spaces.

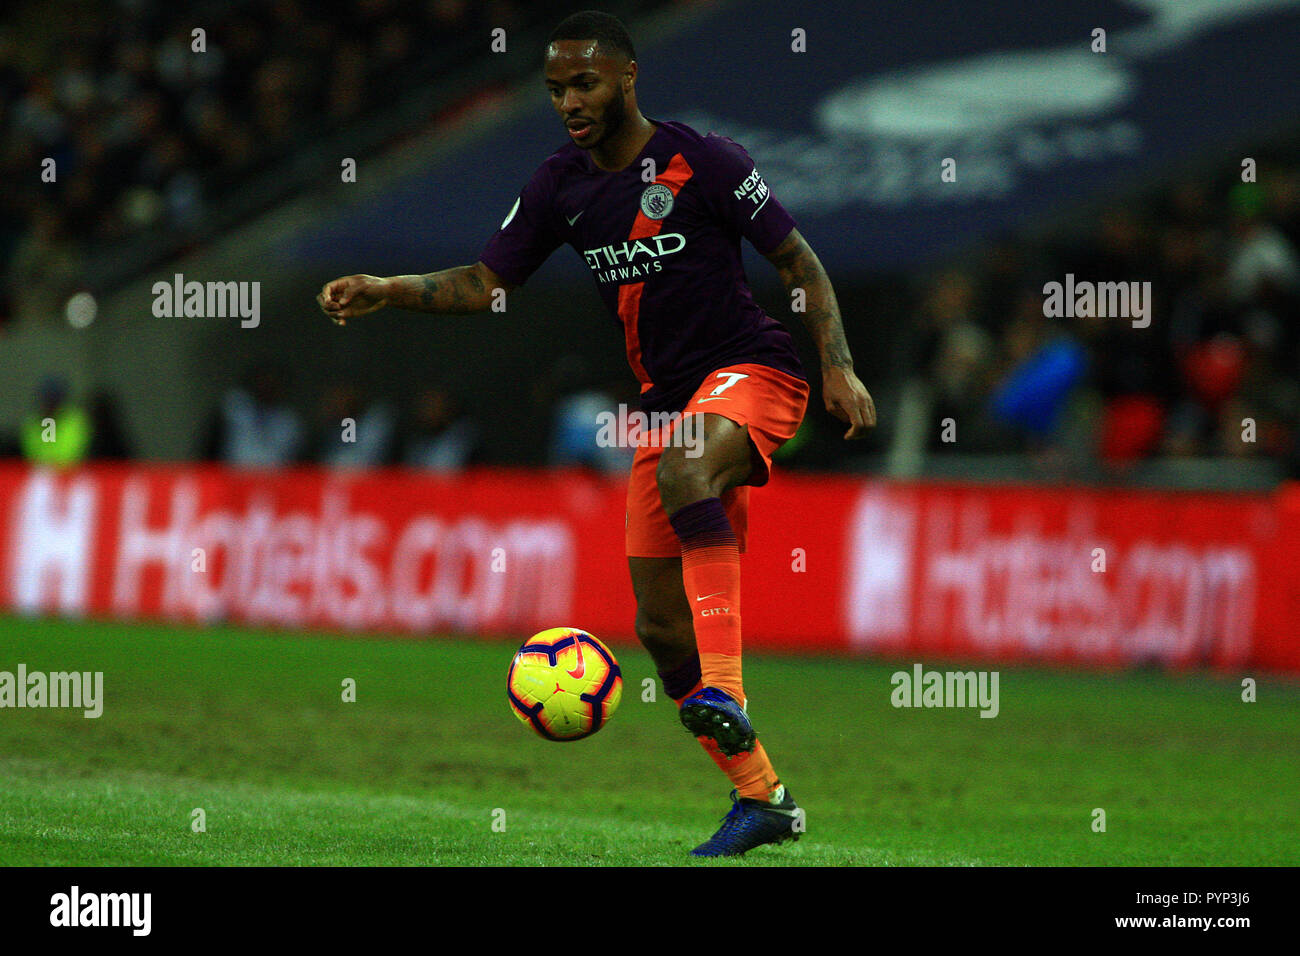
xmin=701 ymin=133 xmax=796 ymax=255
xmin=478 ymin=163 xmax=562 ymax=287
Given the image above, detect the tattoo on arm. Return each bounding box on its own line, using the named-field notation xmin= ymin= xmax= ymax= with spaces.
xmin=419 ymin=276 xmax=439 ymax=309
xmin=771 ymin=234 xmax=854 ymax=370
xmin=393 ymin=265 xmax=491 ymax=313
xmin=807 ymin=305 xmax=854 ymax=369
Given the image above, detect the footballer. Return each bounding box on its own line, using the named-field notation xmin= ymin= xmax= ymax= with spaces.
xmin=317 ymin=10 xmax=876 ymax=857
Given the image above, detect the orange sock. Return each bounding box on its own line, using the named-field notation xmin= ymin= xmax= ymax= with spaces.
xmin=682 ymin=545 xmax=744 ymax=702
xmin=669 ymin=497 xmax=745 ymax=704
xmin=673 ymin=677 xmax=781 ymax=802
xmin=666 ymin=499 xmax=780 ymax=802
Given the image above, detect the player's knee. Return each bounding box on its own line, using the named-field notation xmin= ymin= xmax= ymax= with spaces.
xmin=656 ymin=451 xmax=710 ymax=515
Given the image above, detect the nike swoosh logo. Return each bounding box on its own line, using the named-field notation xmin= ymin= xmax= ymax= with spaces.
xmin=696 ymin=397 xmax=730 ymax=403
xmin=566 ymin=210 xmax=584 ymax=226
xmin=565 ymin=635 xmax=586 ymax=680
xmin=695 ymin=592 xmax=726 ymax=602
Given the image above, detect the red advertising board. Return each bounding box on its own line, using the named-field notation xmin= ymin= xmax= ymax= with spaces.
xmin=1 ymin=463 xmax=1295 ymax=673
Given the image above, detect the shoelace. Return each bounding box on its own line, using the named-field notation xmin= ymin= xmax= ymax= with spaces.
xmin=701 ymin=793 xmax=760 ymax=847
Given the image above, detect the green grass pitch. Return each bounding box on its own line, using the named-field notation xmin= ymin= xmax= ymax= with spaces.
xmin=0 ymin=614 xmax=1295 ymax=866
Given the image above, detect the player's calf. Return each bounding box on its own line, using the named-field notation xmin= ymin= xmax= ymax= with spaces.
xmin=633 ymin=605 xmax=697 ymax=676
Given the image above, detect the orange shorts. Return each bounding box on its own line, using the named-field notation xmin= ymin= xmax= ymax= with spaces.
xmin=625 ymin=363 xmax=809 ymax=557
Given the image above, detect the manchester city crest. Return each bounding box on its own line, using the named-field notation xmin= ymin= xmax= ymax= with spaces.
xmin=639 ymin=183 xmax=674 ymax=220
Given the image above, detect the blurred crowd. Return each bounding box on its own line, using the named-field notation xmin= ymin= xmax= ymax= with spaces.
xmin=0 ymin=360 xmax=644 ymax=475
xmin=200 ymin=366 xmax=483 ymax=471
xmin=0 ymin=367 xmax=486 ymax=472
xmin=2 ymin=0 xmax=1298 ymax=478
xmin=0 ymin=0 xmax=531 ymax=328
xmin=904 ymin=160 xmax=1300 ymax=474
xmin=8 ymin=155 xmax=1300 ymax=477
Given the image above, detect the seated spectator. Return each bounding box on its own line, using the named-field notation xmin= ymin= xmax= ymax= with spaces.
xmin=400 ymin=386 xmax=477 ymax=472
xmin=20 ymin=375 xmax=91 ymax=468
xmin=545 ymin=355 xmax=634 ymax=476
xmin=205 ymin=365 xmax=303 ymax=467
xmin=310 ymin=381 xmax=396 ymax=469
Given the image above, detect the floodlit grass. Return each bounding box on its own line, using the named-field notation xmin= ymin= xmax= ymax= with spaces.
xmin=0 ymin=616 xmax=1296 ymax=865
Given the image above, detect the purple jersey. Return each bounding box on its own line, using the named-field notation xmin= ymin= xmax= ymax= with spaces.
xmin=479 ymin=119 xmax=806 ymax=413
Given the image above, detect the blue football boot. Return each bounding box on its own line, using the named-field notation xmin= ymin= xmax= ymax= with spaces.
xmin=679 ymin=686 xmax=756 ymax=756
xmin=691 ymin=786 xmax=804 ymax=857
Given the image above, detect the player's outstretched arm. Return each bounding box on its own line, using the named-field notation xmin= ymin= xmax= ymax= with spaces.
xmin=317 ymin=261 xmax=513 ymax=325
xmin=764 ymin=228 xmax=877 ymax=438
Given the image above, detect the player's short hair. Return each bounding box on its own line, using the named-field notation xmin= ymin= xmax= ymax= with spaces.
xmin=547 ymin=10 xmax=636 ymax=65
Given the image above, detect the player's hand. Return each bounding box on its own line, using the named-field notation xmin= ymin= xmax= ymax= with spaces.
xmin=317 ymin=274 xmax=390 ymax=325
xmin=823 ymin=366 xmax=876 ymax=439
